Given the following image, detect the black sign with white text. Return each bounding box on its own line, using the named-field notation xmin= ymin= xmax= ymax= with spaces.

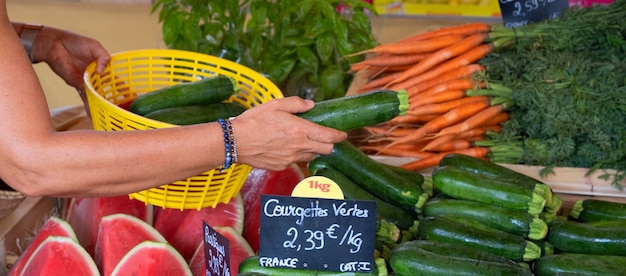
xmin=258 ymin=195 xmax=377 ymax=273
xmin=499 ymin=0 xmax=569 ymax=27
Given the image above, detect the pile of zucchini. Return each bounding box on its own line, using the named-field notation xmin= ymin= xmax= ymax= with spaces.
xmin=304 ymin=147 xmax=626 ymax=275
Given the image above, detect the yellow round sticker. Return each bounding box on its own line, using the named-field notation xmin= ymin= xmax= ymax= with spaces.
xmin=291 ymin=176 xmax=344 ymax=200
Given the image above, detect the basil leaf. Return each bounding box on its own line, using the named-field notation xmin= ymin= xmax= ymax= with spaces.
xmin=316 ymin=34 xmax=334 ymax=64
xmin=297 ymin=47 xmax=319 ymax=74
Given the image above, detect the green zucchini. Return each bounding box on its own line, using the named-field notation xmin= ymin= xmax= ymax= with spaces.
xmin=570 ymin=199 xmax=626 ymax=222
xmin=416 ymin=216 xmax=541 ymax=262
xmin=533 ymin=253 xmax=626 ymax=276
xmin=547 ymin=219 xmax=626 ymax=256
xmin=317 ymin=141 xmax=428 ymax=212
xmin=438 ymin=153 xmax=554 ymax=206
xmin=422 ymin=198 xmax=549 ymax=240
xmin=389 ymin=240 xmax=533 ymax=276
xmin=238 ymin=255 xmax=386 ymax=275
xmin=432 ymin=166 xmax=546 ymax=215
xmin=129 ymin=75 xmax=237 ymax=115
xmin=309 ymin=160 xmax=417 ymax=230
xmin=143 ymin=102 xmax=247 ymax=125
xmin=297 ymin=90 xmax=408 ymax=131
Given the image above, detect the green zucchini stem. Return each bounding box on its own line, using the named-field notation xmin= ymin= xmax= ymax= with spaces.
xmin=376 ymin=219 xmax=401 ymax=244
xmin=569 ymin=199 xmax=584 ymax=219
xmin=544 ymin=193 xmax=563 ymax=216
xmin=528 ymin=218 xmax=549 ymax=240
xmin=527 ymin=190 xmax=547 ymax=215
xmin=396 ymin=89 xmax=409 ymax=116
xmin=414 ymin=193 xmax=430 ymax=213
xmin=522 ymin=240 xmax=542 ymax=262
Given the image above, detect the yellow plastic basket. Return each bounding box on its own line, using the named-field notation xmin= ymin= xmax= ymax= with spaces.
xmin=84 ymin=49 xmax=283 ymax=210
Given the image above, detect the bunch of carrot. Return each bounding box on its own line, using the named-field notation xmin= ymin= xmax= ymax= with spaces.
xmin=348 ymin=22 xmax=520 ymax=171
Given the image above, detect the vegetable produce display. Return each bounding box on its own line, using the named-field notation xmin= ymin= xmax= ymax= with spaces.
xmin=152 ymin=0 xmax=378 ymax=101
xmin=351 ymin=0 xmax=626 ymax=190
xmin=307 ymin=147 xmax=626 ymax=275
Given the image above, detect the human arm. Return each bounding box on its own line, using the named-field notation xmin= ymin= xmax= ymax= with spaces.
xmin=0 ymin=1 xmax=346 ymax=198
xmin=11 ymin=21 xmax=110 ymax=104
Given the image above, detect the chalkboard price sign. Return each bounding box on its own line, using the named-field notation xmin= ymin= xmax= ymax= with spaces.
xmin=499 ymin=0 xmax=569 ymax=27
xmin=259 ymin=195 xmax=377 ymax=273
xmin=203 ymin=221 xmax=231 ymax=276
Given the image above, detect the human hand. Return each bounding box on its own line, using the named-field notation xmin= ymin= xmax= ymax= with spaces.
xmin=231 ymin=97 xmax=347 ymax=171
xmin=31 ymin=26 xmax=110 ymax=103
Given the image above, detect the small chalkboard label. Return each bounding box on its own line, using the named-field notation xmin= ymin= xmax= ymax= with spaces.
xmin=259 ymin=195 xmax=377 ymax=273
xmin=499 ymin=0 xmax=569 ymax=27
xmin=203 ymin=222 xmax=231 ymax=276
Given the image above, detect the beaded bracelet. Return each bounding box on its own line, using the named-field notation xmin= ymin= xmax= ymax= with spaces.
xmin=217 ymin=118 xmax=237 ymax=172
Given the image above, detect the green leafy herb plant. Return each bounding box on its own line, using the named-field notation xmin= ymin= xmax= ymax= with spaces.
xmin=151 ymin=0 xmax=379 ymax=101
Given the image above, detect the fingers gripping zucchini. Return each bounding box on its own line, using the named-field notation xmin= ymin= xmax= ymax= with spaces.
xmin=389 ymin=240 xmax=533 ymax=276
xmin=317 ymin=141 xmax=428 ymax=212
xmin=297 ymin=90 xmax=409 ymax=131
xmin=432 ymin=166 xmax=546 ymax=215
xmin=129 ymin=75 xmax=238 ymax=115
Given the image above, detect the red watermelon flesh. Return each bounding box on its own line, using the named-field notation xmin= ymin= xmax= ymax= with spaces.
xmin=65 ymin=195 xmax=153 ymax=257
xmin=188 ymin=226 xmax=254 ymax=276
xmin=95 ymin=213 xmax=167 ymax=276
xmin=110 ymin=241 xmax=192 ymax=276
xmin=153 ymin=193 xmax=244 ymax=261
xmin=9 ymin=216 xmax=77 ymax=276
xmin=19 ymin=236 xmax=99 ymax=276
xmin=239 ymin=164 xmax=304 ymax=252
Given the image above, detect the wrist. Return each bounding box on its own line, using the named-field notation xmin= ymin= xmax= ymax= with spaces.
xmin=20 ymin=23 xmax=43 ymax=63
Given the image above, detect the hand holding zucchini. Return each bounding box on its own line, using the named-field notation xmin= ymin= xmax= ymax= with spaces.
xmin=297 ymin=90 xmax=409 ymax=131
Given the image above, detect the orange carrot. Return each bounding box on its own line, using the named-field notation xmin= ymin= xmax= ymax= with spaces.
xmin=351 ymin=53 xmax=430 ymax=70
xmin=359 ymin=144 xmax=435 ymax=159
xmin=455 ymin=124 xmax=502 ymax=139
xmin=388 ymin=33 xmax=490 ymax=86
xmin=436 ymin=104 xmax=505 ymax=137
xmin=415 ymin=78 xmax=484 ymax=98
xmin=388 ymin=100 xmax=491 ymax=146
xmin=408 ymin=95 xmax=490 ymax=116
xmin=399 ymin=23 xmax=492 ymax=43
xmin=364 ymin=125 xmax=418 ymax=138
xmin=400 ymin=147 xmax=490 ymax=171
xmin=350 ymin=35 xmax=465 ymax=56
xmin=405 ymin=64 xmax=485 ymax=95
xmin=358 ymin=71 xmax=402 ymax=93
xmin=388 ymin=113 xmax=443 ymax=125
xmin=427 ymin=138 xmax=474 ymax=152
xmin=389 ymin=43 xmax=495 ymax=91
xmin=409 ymin=89 xmax=467 ymax=109
xmin=480 ymin=111 xmax=510 ymax=126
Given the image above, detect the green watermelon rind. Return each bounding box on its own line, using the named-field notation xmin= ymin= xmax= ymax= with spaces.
xmin=110 ymin=241 xmax=192 ymax=276
xmin=95 ymin=213 xmax=168 ymax=274
xmin=19 ymin=236 xmax=99 ymax=276
xmin=9 ymin=216 xmax=78 ymax=275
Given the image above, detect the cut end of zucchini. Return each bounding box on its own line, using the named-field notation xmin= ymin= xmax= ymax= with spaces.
xmin=414 ymin=193 xmax=430 ymax=213
xmin=528 ymin=217 xmax=549 ymax=240
xmin=536 ymin=183 xmax=553 ymax=205
xmin=396 ymin=89 xmax=409 ymax=116
xmin=527 ymin=190 xmax=547 ymax=215
xmin=539 ymin=211 xmax=557 ymax=224
xmin=569 ymin=199 xmax=584 ymax=219
xmin=227 ymin=76 xmax=240 ymax=93
xmin=376 ymin=219 xmax=401 ymax=244
xmin=522 ymin=240 xmax=542 ymax=262
xmin=544 ymin=193 xmax=563 ymax=215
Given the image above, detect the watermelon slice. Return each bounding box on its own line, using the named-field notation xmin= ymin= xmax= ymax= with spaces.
xmin=19 ymin=236 xmax=99 ymax=276
xmin=188 ymin=226 xmax=254 ymax=276
xmin=153 ymin=193 xmax=244 ymax=261
xmin=65 ymin=195 xmax=153 ymax=257
xmin=110 ymin=241 xmax=192 ymax=276
xmin=239 ymin=164 xmax=304 ymax=252
xmin=95 ymin=213 xmax=167 ymax=276
xmin=8 ymin=216 xmax=77 ymax=276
